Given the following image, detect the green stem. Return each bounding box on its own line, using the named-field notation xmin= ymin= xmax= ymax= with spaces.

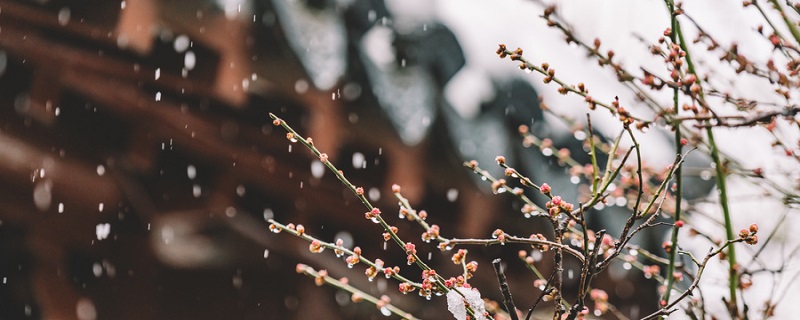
xmin=663 ymin=126 xmax=683 ymax=305
xmin=666 ymin=6 xmax=739 ymax=312
xmin=706 ymin=127 xmax=739 ymax=309
xmin=662 ymin=2 xmax=684 ymax=314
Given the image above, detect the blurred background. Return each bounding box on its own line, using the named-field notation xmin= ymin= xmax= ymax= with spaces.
xmin=0 ymin=0 xmax=797 ymax=319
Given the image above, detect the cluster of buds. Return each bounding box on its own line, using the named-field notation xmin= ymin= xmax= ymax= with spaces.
xmin=543 ymin=68 xmax=556 ymax=84
xmin=641 ymin=70 xmax=665 ymax=90
xmin=365 ymin=207 xmax=381 ymax=222
xmin=375 ymin=295 xmax=391 ymax=310
xmin=613 ymin=98 xmax=634 ymax=127
xmin=492 ymin=229 xmax=507 ymax=244
xmin=383 ymin=266 xmax=401 ymax=279
xmin=398 ymin=282 xmax=416 ymax=294
xmin=585 ymin=94 xmax=597 ymax=110
xmin=496 ymin=44 xmax=508 ymax=58
xmin=643 ymin=265 xmax=661 ymax=279
xmin=739 ymin=223 xmax=759 ymax=245
xmin=465 ymin=261 xmax=479 ymax=279
xmin=405 ymin=242 xmax=417 ymax=265
xmin=664 ymin=41 xmax=696 ymax=88
xmin=467 ymin=160 xmax=479 ymax=170
xmin=268 ymin=223 xmax=281 ymax=233
xmin=663 ymin=41 xmax=686 ymax=66
xmin=545 ymin=196 xmax=574 ymax=218
xmin=421 ymin=225 xmax=440 ymax=243
xmin=421 ymin=269 xmax=437 ymax=281
xmin=451 ymin=249 xmax=468 ymax=265
xmin=444 ymin=275 xmax=469 ymax=289
xmin=309 ymin=239 xmax=324 ymax=253
xmin=365 ymin=259 xmax=384 ymax=281
xmin=346 ymin=247 xmax=362 ymax=267
xmin=334 ymin=239 xmax=345 ymax=257
xmin=590 ymin=289 xmax=609 ymax=315
xmin=398 ymin=207 xmax=416 ymax=221
xmin=491 ymin=179 xmax=507 ymax=194
xmin=383 ymin=226 xmax=398 ymax=242
xmin=364 ymin=266 xmax=377 ymax=281
xmin=682 ymin=73 xmax=697 ymax=87
xmin=419 ymin=270 xmax=440 ymax=298
xmin=314 ymin=269 xmax=328 ymax=286
xmin=418 ymin=282 xmax=432 ymax=299
xmin=509 ymin=48 xmax=524 ymax=62
xmin=540 ymin=183 xmax=552 ymax=195
xmin=438 ymin=240 xmax=451 ymax=251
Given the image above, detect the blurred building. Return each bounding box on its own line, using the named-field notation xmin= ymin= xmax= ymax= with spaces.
xmin=0 ymin=1 xmax=680 ymax=319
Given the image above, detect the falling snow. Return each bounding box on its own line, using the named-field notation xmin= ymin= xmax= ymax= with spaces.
xmin=95 ymin=223 xmax=111 ymax=240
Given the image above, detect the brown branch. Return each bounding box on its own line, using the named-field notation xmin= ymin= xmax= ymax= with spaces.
xmin=493 ymin=259 xmax=519 ymax=320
